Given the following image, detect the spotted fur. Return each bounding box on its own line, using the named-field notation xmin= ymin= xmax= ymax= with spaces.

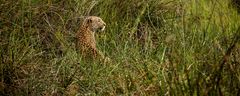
xmin=76 ymin=16 xmax=107 ymax=60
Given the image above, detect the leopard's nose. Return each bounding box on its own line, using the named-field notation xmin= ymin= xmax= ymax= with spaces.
xmin=103 ymin=22 xmax=106 ymax=26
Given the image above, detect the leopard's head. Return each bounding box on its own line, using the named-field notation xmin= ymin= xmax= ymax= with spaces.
xmin=84 ymin=16 xmax=106 ymax=32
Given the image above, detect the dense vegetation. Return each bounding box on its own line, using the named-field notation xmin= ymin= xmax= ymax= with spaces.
xmin=1 ymin=0 xmax=240 ymax=95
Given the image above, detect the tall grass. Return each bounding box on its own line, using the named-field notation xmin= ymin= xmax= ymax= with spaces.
xmin=0 ymin=0 xmax=240 ymax=95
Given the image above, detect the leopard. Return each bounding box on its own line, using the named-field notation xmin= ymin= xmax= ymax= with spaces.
xmin=76 ymin=16 xmax=109 ymax=62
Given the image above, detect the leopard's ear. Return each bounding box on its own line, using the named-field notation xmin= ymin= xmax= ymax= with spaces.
xmin=87 ymin=18 xmax=92 ymax=24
